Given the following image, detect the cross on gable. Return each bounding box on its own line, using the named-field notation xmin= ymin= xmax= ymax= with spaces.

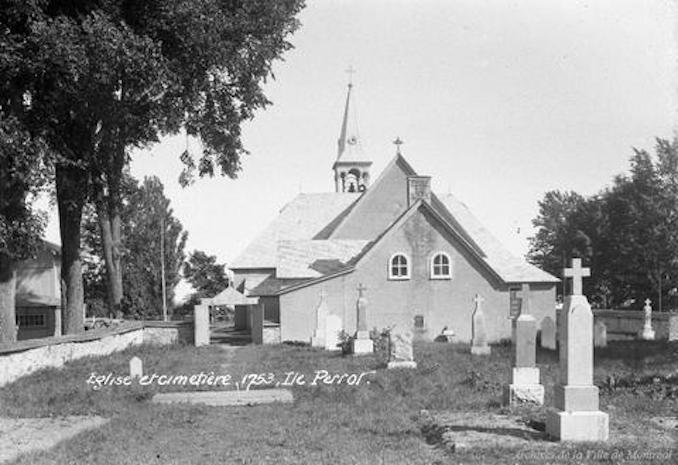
xmin=393 ymin=137 xmax=404 ymax=155
xmin=563 ymin=258 xmax=590 ymax=296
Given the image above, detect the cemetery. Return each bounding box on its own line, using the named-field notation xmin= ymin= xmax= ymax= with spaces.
xmin=0 ymin=260 xmax=676 ymax=464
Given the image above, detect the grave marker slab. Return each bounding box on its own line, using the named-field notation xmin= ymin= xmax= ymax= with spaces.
xmin=594 ymin=320 xmax=607 ymax=348
xmin=194 ymin=304 xmax=210 ymax=347
xmin=129 ymin=356 xmax=143 ymax=379
xmin=387 ymin=330 xmax=417 ymax=369
xmin=540 ymin=316 xmax=556 ymax=350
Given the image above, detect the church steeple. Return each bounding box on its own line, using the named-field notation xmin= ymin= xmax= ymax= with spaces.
xmin=333 ymin=69 xmax=373 ymax=193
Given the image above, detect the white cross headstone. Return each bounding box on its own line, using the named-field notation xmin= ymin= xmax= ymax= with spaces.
xmin=129 ymin=356 xmax=143 ymax=379
xmin=311 ymin=290 xmax=328 ymax=348
xmin=504 ymin=284 xmax=544 ymax=406
xmin=471 ymin=294 xmax=491 ymax=355
xmin=639 ymin=298 xmax=655 ymax=340
xmin=546 ymin=258 xmax=608 ymax=442
xmin=352 ymin=283 xmax=373 ymax=354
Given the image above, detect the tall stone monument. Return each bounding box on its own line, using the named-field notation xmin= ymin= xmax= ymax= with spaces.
xmin=351 ymin=283 xmax=374 ymax=355
xmin=503 ymin=283 xmax=544 ymax=405
xmin=639 ymin=298 xmax=656 ymax=340
xmin=387 ymin=329 xmax=417 ymax=369
xmin=470 ymin=294 xmax=491 ymax=355
xmin=546 ymin=258 xmax=609 ymax=442
xmin=311 ymin=290 xmax=329 ymax=348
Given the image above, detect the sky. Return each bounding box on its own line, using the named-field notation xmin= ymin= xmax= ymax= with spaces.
xmin=43 ymin=0 xmax=677 ymax=297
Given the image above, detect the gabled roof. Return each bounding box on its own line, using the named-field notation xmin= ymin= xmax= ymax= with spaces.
xmin=231 ymin=193 xmax=360 ymax=269
xmin=202 ymin=287 xmax=259 ymax=306
xmin=276 ymin=239 xmax=370 ymax=278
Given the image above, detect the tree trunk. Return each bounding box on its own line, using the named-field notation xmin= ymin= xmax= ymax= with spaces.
xmin=56 ymin=163 xmax=87 ymax=334
xmin=0 ymin=255 xmax=17 ymax=344
xmin=96 ymin=196 xmax=123 ymax=317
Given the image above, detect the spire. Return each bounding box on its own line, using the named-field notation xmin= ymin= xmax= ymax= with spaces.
xmin=336 ymin=66 xmax=364 ymax=162
xmin=333 ymin=68 xmax=372 ymax=193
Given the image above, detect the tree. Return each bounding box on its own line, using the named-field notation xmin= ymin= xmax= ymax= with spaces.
xmin=528 ymin=138 xmax=678 ymax=309
xmin=0 ymin=114 xmax=49 ymax=342
xmin=83 ymin=175 xmax=187 ymax=319
xmin=1 ymin=0 xmax=304 ymax=332
xmin=183 ymin=250 xmax=230 ymax=299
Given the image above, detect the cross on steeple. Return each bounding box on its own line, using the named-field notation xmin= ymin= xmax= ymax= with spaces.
xmin=563 ymin=258 xmax=590 ymax=296
xmin=345 ymin=65 xmax=356 ymax=87
xmin=393 ymin=137 xmax=404 ymax=155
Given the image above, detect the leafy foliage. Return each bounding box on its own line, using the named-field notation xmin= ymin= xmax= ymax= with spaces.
xmin=183 ymin=250 xmax=230 ymax=299
xmin=83 ymin=175 xmax=187 ymax=319
xmin=528 ymin=138 xmax=678 ymax=309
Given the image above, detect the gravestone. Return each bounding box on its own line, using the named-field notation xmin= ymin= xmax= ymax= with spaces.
xmin=594 ymin=320 xmax=607 ymax=348
xmin=310 ymin=290 xmax=329 ymax=348
xmin=639 ymin=298 xmax=656 ymax=340
xmin=194 ymin=304 xmax=210 ymax=347
xmin=503 ymin=284 xmax=544 ymax=406
xmin=351 ymin=283 xmax=374 ymax=355
xmin=129 ymin=356 xmax=143 ymax=379
xmin=387 ymin=330 xmax=417 ymax=369
xmin=540 ymin=316 xmax=556 ymax=350
xmin=470 ymin=294 xmax=491 ymax=355
xmin=434 ymin=326 xmax=456 ymax=343
xmin=546 ymin=258 xmax=609 ymax=442
xmin=324 ymin=314 xmax=342 ymax=351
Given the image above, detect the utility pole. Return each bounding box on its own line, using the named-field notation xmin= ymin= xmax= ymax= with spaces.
xmin=160 ymin=215 xmax=168 ymax=321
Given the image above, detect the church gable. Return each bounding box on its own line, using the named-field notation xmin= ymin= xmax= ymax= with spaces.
xmin=329 ymin=155 xmax=416 ymax=240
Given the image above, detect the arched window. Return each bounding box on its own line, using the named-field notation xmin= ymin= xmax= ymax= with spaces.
xmin=388 ymin=253 xmax=410 ymax=280
xmin=430 ymin=252 xmax=451 ymax=279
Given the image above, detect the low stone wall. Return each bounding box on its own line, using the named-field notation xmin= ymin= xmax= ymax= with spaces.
xmin=0 ymin=320 xmax=193 ymax=388
xmin=592 ymin=310 xmax=678 ymax=341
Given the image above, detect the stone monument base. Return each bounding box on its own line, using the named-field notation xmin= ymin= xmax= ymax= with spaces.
xmin=503 ymin=384 xmax=544 ymax=406
xmin=639 ymin=328 xmax=655 ymax=340
xmin=387 ymin=360 xmax=417 ymax=369
xmin=503 ymin=367 xmax=544 ymax=405
xmin=470 ymin=344 xmax=491 ymax=355
xmin=545 ymin=410 xmax=609 ymax=442
xmin=351 ymin=338 xmax=373 ymax=355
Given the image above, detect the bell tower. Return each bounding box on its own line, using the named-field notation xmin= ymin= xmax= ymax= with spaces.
xmin=333 ymin=69 xmax=372 ymax=193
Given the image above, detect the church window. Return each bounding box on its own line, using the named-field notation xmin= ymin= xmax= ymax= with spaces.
xmin=430 ymin=252 xmax=451 ymax=279
xmin=414 ymin=315 xmax=425 ymax=328
xmin=388 ymin=253 xmax=410 ymax=280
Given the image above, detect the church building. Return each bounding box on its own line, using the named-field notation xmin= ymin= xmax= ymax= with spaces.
xmin=231 ymin=82 xmax=558 ymax=344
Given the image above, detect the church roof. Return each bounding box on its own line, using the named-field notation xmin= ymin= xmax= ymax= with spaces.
xmin=230 ymin=193 xmax=360 ymax=269
xmin=435 ymin=193 xmax=558 ymax=283
xmin=276 ymin=239 xmax=370 ymax=278
xmin=202 ymin=287 xmax=259 ymax=306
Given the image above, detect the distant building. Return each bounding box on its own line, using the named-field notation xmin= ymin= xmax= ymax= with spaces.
xmin=15 ymin=241 xmax=62 ymax=340
xmin=231 ymin=82 xmax=558 ymax=343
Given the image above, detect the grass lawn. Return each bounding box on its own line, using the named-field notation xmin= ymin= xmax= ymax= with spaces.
xmin=1 ymin=339 xmax=676 ymax=465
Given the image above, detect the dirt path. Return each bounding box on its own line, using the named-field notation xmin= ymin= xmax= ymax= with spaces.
xmin=0 ymin=416 xmax=108 ymax=464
